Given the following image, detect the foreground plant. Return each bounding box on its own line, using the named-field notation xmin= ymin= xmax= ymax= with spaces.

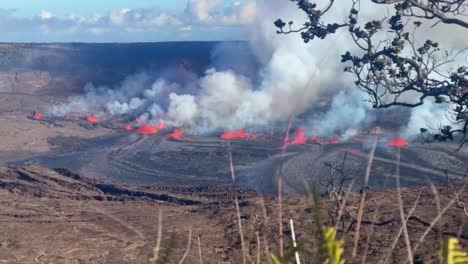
xmin=322 ymin=227 xmax=345 ymax=264
xmin=440 ymin=238 xmax=468 ymax=264
xmin=270 ymin=226 xmax=345 ymax=264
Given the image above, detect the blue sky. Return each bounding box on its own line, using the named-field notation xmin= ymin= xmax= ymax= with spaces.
xmin=0 ymin=0 xmax=256 ymax=42
xmin=1 ymin=1 xmax=185 ymax=16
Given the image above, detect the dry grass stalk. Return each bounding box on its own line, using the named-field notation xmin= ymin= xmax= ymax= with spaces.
xmin=228 ymin=142 xmax=236 ymax=183
xmin=410 ymin=181 xmax=468 ymax=259
xmin=197 ymin=235 xmax=203 ymax=264
xmin=149 ymin=210 xmax=163 ymax=264
xmin=285 ymin=115 xmax=294 ymax=141
xmin=235 ymin=195 xmax=248 ymax=264
xmin=428 ymin=182 xmax=443 ymax=263
xmin=282 ymin=113 xmax=294 ymax=153
xmin=177 ymin=226 xmax=193 ymax=264
xmin=92 ymin=206 xmax=145 ymax=239
xmin=362 ymin=175 xmax=392 ymax=264
xmin=263 ymin=237 xmax=272 ymax=263
xmin=290 ymin=218 xmax=301 ymax=264
xmin=260 ymin=196 xmax=269 ymax=224
xmin=33 ymin=252 xmax=45 ymax=264
xmin=446 ymin=169 xmax=468 ymax=217
xmin=278 ymin=175 xmax=284 ymax=257
xmin=256 ymin=231 xmax=261 ymax=264
xmin=351 ymin=127 xmax=380 ymax=258
xmin=334 ymin=179 xmax=355 ymax=231
xmin=394 ymin=147 xmax=414 ymax=263
xmin=457 ymin=212 xmax=467 ymax=239
xmin=361 ymin=199 xmax=381 ymax=264
xmin=229 ymin=147 xmax=248 ymax=263
xmin=259 ymin=196 xmax=272 ymax=260
xmin=380 ymin=191 xmax=421 ymax=264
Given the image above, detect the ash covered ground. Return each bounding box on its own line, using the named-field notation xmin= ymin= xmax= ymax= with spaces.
xmin=0 ymin=164 xmax=466 ymax=263
xmin=0 ymin=43 xmax=467 ymax=195
xmin=10 ymin=122 xmax=468 ymax=194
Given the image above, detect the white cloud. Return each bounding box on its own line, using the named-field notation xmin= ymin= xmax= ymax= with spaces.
xmin=109 ymin=8 xmax=130 ymax=26
xmin=185 ymin=0 xmax=223 ymax=23
xmin=220 ymin=1 xmax=256 ymax=25
xmin=89 ymin=27 xmax=108 ymax=35
xmin=39 ymin=10 xmax=54 ymax=20
xmin=77 ymin=8 xmax=183 ymax=30
xmin=0 ymin=1 xmax=258 ymax=42
xmin=179 ymin=25 xmax=193 ymax=32
xmin=185 ymin=0 xmax=257 ymax=25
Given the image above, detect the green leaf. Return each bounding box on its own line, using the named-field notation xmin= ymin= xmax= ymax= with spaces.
xmin=270 ymin=254 xmax=283 ymax=264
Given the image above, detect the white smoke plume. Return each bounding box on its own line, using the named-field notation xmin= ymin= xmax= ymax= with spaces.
xmin=49 ymin=0 xmax=467 ymax=138
xmin=305 ymin=89 xmax=374 ymax=140
xmin=403 ymin=100 xmax=461 ymax=139
xmin=50 ymin=0 xmax=351 ymax=134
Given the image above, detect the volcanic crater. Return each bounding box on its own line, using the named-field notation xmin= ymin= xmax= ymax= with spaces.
xmin=10 ymin=119 xmax=468 ymax=194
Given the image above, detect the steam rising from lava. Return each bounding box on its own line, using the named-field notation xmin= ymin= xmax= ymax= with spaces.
xmin=305 ymin=89 xmax=374 ymax=140
xmin=135 ymin=124 xmax=158 ymax=135
xmin=48 ymin=0 xmax=464 ymax=138
xmin=49 ymin=0 xmax=347 ymax=135
xmin=86 ymin=115 xmax=99 ymax=123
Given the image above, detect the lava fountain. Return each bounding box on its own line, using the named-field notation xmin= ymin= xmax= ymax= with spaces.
xmin=388 ymin=137 xmax=409 ymax=147
xmin=220 ymin=129 xmax=249 ymax=139
xmin=279 ymin=127 xmax=308 ymax=150
xmin=135 ymin=124 xmax=158 ymax=135
xmin=33 ymin=112 xmax=43 ymax=120
xmin=168 ymin=128 xmax=182 ymax=140
xmin=86 ymin=115 xmax=99 ymax=123
xmin=122 ymin=125 xmax=134 ymax=131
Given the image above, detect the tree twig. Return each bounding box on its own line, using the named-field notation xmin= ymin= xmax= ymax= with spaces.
xmin=352 ymin=127 xmax=380 ymax=258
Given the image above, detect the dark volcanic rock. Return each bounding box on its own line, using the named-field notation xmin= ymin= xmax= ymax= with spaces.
xmin=0 ymin=165 xmax=202 ymax=205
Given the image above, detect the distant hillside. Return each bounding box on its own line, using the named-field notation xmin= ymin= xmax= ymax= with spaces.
xmin=0 ymin=42 xmax=253 ymax=96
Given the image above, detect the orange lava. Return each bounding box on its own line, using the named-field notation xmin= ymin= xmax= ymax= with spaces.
xmin=135 ymin=117 xmax=142 ymax=123
xmin=122 ymin=125 xmax=134 ymax=131
xmin=86 ymin=115 xmax=99 ymax=123
xmin=388 ymin=137 xmax=409 ymax=147
xmin=220 ymin=131 xmax=234 ymax=139
xmin=291 ymin=128 xmax=307 ymax=144
xmin=220 ymin=129 xmax=248 ymax=139
xmin=330 ymin=139 xmax=339 ymax=145
xmin=234 ymin=129 xmax=247 ymax=138
xmin=33 ymin=112 xmax=43 ymax=120
xmin=135 ymin=124 xmax=158 ymax=135
xmin=168 ymin=129 xmax=182 ymax=140
xmin=279 ymin=127 xmax=308 ymax=150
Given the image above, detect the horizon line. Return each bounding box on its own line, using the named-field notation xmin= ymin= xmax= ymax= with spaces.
xmin=0 ymin=40 xmax=249 ymax=45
